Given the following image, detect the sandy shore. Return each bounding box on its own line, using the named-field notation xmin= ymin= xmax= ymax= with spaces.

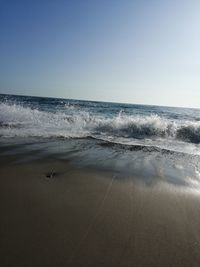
xmin=1 ymin=158 xmax=200 ymax=267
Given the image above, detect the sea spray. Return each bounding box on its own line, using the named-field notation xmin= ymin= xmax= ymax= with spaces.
xmin=1 ymin=94 xmax=200 ymax=154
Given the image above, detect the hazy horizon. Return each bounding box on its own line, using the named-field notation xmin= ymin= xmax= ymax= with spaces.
xmin=2 ymin=91 xmax=200 ymax=110
xmin=1 ymin=0 xmax=200 ymax=108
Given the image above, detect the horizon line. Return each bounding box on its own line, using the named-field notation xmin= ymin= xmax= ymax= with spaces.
xmin=0 ymin=91 xmax=199 ymax=110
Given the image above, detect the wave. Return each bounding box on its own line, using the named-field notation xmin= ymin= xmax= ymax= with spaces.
xmin=97 ymin=138 xmax=192 ymax=156
xmin=1 ymin=102 xmax=200 ymax=146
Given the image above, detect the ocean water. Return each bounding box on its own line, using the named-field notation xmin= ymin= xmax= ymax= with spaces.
xmin=1 ymin=93 xmax=200 ymax=187
xmin=1 ymin=93 xmax=200 ymax=152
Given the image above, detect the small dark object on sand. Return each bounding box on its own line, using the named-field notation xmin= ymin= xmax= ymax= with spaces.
xmin=46 ymin=171 xmax=55 ymax=179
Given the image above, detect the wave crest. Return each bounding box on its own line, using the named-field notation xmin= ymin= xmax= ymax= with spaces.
xmin=1 ymin=102 xmax=200 ymax=146
xmin=96 ymin=114 xmax=175 ymax=139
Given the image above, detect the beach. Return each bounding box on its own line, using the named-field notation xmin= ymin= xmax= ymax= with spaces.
xmin=1 ymin=152 xmax=200 ymax=267
xmin=1 ymin=95 xmax=200 ymax=266
xmin=1 ymin=0 xmax=200 ymax=265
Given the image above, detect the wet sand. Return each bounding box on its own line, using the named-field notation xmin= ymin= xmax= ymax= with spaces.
xmin=1 ymin=158 xmax=200 ymax=267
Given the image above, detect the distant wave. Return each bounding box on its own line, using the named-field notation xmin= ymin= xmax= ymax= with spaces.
xmin=1 ymin=102 xmax=200 ymax=146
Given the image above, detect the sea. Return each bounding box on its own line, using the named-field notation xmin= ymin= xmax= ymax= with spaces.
xmin=1 ymin=93 xmax=200 ymax=187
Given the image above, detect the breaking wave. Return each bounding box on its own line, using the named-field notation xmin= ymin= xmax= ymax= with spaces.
xmin=1 ymin=102 xmax=200 ymax=146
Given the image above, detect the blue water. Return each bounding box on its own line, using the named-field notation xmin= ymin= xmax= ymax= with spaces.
xmin=1 ymin=93 xmax=200 ymax=155
xmin=2 ymin=93 xmax=200 ymax=187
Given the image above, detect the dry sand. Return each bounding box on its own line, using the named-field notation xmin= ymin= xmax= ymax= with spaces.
xmin=1 ymin=159 xmax=200 ymax=267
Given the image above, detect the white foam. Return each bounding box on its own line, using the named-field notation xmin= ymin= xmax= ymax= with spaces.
xmin=1 ymin=102 xmax=200 ymax=152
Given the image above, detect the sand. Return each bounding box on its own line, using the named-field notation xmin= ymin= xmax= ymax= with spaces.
xmin=1 ymin=158 xmax=200 ymax=267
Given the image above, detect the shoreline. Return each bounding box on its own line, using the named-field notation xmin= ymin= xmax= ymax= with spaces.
xmin=1 ymin=156 xmax=200 ymax=266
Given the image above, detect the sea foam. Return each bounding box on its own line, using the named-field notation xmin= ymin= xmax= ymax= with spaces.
xmin=1 ymin=102 xmax=200 ymax=148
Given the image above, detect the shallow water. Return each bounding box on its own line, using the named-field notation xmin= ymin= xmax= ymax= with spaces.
xmin=1 ymin=94 xmax=200 ymax=189
xmin=1 ymin=94 xmax=200 ymax=154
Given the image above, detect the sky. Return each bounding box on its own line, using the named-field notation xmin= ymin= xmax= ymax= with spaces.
xmin=0 ymin=0 xmax=200 ymax=108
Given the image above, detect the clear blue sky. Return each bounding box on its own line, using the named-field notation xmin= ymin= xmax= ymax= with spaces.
xmin=0 ymin=0 xmax=200 ymax=107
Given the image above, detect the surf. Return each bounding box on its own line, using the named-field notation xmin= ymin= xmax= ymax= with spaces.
xmin=1 ymin=95 xmax=200 ymax=155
